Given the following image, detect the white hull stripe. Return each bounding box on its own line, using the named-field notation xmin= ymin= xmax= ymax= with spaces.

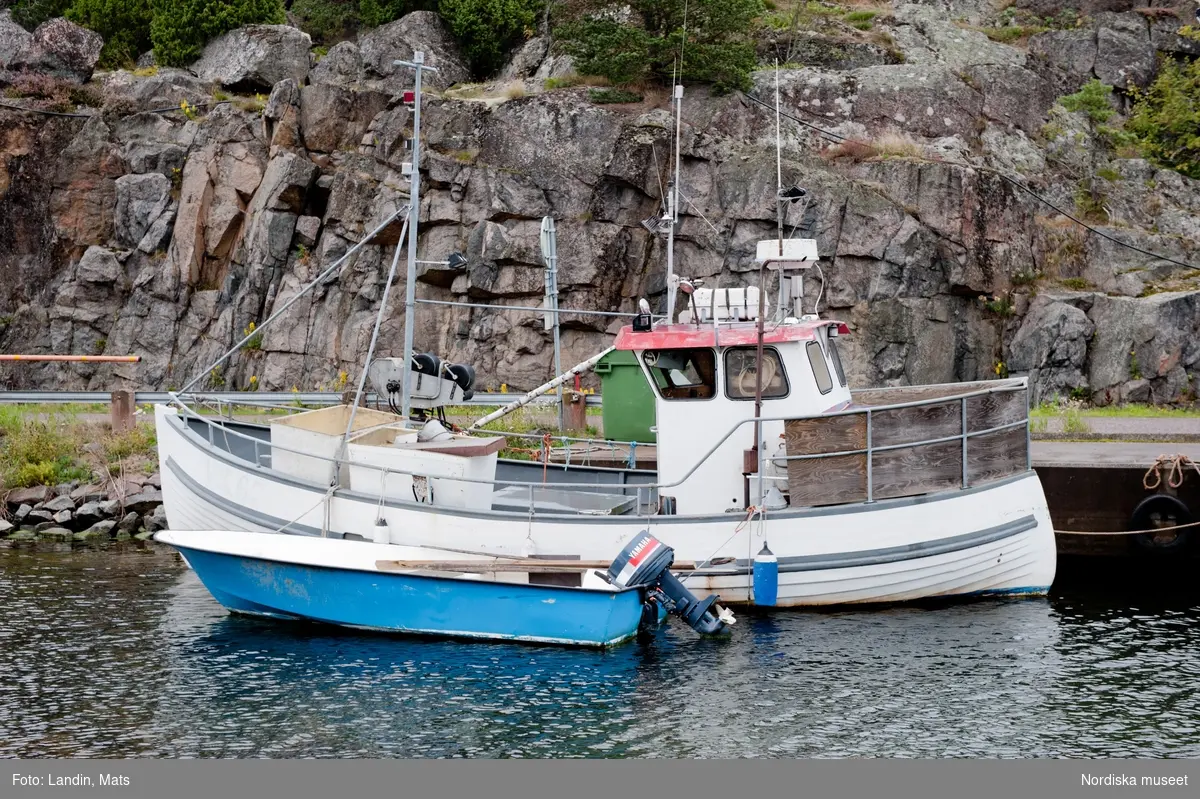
xmin=166 ymin=457 xmax=1038 ymax=575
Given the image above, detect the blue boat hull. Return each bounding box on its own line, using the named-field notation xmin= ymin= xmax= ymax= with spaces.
xmin=176 ymin=545 xmax=647 ymax=648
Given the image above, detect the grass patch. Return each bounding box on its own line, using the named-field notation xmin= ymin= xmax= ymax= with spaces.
xmin=0 ymin=410 xmax=93 ymax=489
xmin=589 ymin=88 xmax=644 ymax=104
xmin=1032 ymin=401 xmax=1200 ymax=419
xmin=977 ymin=25 xmax=1048 ymax=43
xmin=1060 ymin=277 xmax=1091 ymax=290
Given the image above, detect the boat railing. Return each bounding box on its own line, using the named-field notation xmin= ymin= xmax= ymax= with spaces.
xmin=170 ymin=377 xmax=1030 ymax=517
xmin=781 ymin=378 xmax=1030 ymax=507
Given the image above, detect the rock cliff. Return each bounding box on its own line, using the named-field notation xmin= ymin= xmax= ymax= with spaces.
xmin=2 ymin=4 xmax=1199 ymax=405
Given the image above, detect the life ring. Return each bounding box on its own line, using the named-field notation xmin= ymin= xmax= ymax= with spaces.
xmin=737 ymin=356 xmax=778 ymax=397
xmin=1129 ymin=494 xmax=1193 ymax=554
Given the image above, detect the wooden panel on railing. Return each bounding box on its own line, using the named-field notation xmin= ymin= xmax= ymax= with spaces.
xmin=870 ymin=401 xmax=962 ymax=448
xmin=967 ymin=427 xmax=1028 ymax=485
xmin=850 ymin=383 xmax=985 ymax=407
xmin=966 ymin=389 xmax=1026 ymax=433
xmin=872 ymin=440 xmax=964 ymax=500
xmin=786 ymin=415 xmax=867 ymax=506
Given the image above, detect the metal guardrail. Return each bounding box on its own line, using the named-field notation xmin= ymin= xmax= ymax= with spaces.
xmin=0 ymin=390 xmax=602 ymax=407
xmin=167 ymin=379 xmax=1033 ymax=523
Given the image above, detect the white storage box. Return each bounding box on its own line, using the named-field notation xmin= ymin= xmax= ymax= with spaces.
xmin=346 ymin=433 xmax=505 ymax=511
xmin=270 ymin=405 xmax=405 ymax=485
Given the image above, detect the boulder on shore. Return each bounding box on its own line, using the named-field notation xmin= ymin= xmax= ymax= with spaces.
xmin=6 ymin=17 xmax=104 ymax=83
xmin=191 ymin=25 xmax=312 ymax=91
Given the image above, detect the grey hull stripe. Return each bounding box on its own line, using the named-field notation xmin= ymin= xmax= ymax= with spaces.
xmin=167 ymin=457 xmax=325 ymax=537
xmin=168 ymin=458 xmax=1039 ymax=574
xmin=751 ymin=514 xmax=1037 ymax=575
xmin=168 ymin=414 xmax=1038 ymax=525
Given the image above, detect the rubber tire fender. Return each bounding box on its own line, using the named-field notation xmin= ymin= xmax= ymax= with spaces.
xmin=1129 ymin=493 xmax=1192 ymax=554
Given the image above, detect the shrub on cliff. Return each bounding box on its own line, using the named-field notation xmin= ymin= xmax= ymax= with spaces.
xmin=1127 ymin=52 xmax=1200 ymax=179
xmin=64 ymin=0 xmax=153 ymax=68
xmin=439 ymin=0 xmax=536 ymax=76
xmin=556 ymin=0 xmax=763 ymax=93
xmin=357 ymin=0 xmax=436 ymax=27
xmin=149 ymin=0 xmax=286 ymax=66
xmin=10 ymin=0 xmax=73 ymax=31
xmin=291 ymin=0 xmax=359 ymax=43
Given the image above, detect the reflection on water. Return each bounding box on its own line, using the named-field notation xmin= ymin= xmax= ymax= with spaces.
xmin=1 ymin=542 xmax=1198 ymax=758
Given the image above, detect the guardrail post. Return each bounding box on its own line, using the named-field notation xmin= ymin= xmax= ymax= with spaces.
xmin=961 ymin=396 xmax=969 ymax=489
xmin=564 ymin=390 xmax=587 ymax=434
xmin=111 ymin=390 xmax=135 ymax=434
xmin=865 ymin=410 xmax=873 ymax=503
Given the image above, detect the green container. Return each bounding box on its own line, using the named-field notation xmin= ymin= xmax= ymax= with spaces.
xmin=595 ymin=350 xmax=657 ymax=443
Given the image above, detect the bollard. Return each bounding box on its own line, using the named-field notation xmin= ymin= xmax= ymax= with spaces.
xmin=111 ymin=389 xmax=135 ymax=434
xmin=564 ymin=390 xmax=587 ymax=434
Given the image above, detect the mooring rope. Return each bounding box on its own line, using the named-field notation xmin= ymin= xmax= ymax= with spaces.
xmin=1142 ymin=453 xmax=1200 ymax=490
xmin=1054 ymin=519 xmax=1200 ymax=536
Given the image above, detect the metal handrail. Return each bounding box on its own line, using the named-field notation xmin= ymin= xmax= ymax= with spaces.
xmin=168 ymin=378 xmax=1031 ymax=502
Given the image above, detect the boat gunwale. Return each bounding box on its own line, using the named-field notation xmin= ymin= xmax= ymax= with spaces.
xmin=157 ymin=531 xmax=644 ymax=597
xmin=163 ymin=379 xmax=1037 ymax=525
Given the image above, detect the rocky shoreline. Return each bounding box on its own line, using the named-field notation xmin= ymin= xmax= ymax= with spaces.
xmin=1 ymin=473 xmax=166 ymax=543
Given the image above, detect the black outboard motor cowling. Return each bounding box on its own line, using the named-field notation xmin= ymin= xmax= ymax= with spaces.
xmin=609 ymin=531 xmax=731 ymax=636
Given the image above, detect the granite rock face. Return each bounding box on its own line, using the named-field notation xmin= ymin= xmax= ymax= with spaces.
xmin=1 ymin=7 xmax=1199 ymax=405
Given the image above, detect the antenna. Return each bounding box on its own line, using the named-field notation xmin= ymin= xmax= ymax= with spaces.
xmin=665 ymin=68 xmax=684 ymax=323
xmin=775 ymin=58 xmax=783 ymax=258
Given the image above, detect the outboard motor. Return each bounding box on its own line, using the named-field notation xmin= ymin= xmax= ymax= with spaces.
xmin=608 ymin=531 xmax=733 ymax=635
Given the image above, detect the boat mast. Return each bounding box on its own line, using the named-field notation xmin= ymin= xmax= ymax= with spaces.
xmin=665 ymin=81 xmax=683 ymax=323
xmin=752 ymin=63 xmax=785 ymax=506
xmin=396 ymin=51 xmax=438 ymax=420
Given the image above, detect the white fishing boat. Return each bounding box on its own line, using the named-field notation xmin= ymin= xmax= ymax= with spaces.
xmin=153 ymin=56 xmax=1056 ymax=607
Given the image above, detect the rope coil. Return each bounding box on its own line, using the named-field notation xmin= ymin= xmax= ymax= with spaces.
xmin=1142 ymin=453 xmax=1200 ymax=490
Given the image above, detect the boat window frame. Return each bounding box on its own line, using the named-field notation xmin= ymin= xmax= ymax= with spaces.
xmin=828 ymin=335 xmax=847 ymax=387
xmin=642 ymin=347 xmax=719 ymax=402
xmin=807 ymin=340 xmax=834 ymax=395
xmin=723 ymin=346 xmax=790 ymax=401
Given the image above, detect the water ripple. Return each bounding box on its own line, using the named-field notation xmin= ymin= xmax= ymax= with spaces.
xmin=1 ymin=542 xmax=1198 ymax=758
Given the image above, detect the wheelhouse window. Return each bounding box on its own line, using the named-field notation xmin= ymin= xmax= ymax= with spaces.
xmin=807 ymin=341 xmax=833 ymax=394
xmin=828 ymin=337 xmax=846 ymax=387
xmin=724 ymin=347 xmax=789 ymax=400
xmin=643 ymin=348 xmax=716 ymax=400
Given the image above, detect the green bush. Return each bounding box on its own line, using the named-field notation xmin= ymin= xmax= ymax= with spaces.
xmin=439 ymin=0 xmax=536 ymax=77
xmin=149 ymin=0 xmax=286 ymax=67
xmin=65 ymin=0 xmax=154 ymax=68
xmin=558 ymin=19 xmax=653 ymax=85
xmin=558 ymin=0 xmax=763 ymax=93
xmin=357 ymin=0 xmax=434 ymax=27
xmin=1127 ymin=55 xmax=1200 ymax=179
xmin=1060 ymin=79 xmax=1116 ymax=124
xmin=10 ymin=0 xmax=73 ymax=30
xmin=291 ymin=0 xmax=359 ymax=43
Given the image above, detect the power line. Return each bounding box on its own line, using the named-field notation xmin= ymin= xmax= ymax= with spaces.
xmin=743 ymin=92 xmax=1200 ymax=273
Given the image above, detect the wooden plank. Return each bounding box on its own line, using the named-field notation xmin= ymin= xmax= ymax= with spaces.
xmin=967 ymin=427 xmax=1028 ymax=485
xmin=872 ymin=440 xmax=964 ymax=500
xmin=787 ymin=454 xmax=867 ymax=506
xmin=375 ymin=558 xmax=711 ymax=573
xmin=966 ymin=389 xmax=1026 ymax=433
xmin=786 ymin=415 xmax=867 ymax=506
xmin=529 ymin=554 xmax=582 ymax=588
xmin=870 ymin=401 xmax=962 ymax=448
xmin=849 ymin=383 xmax=982 ymax=407
xmin=785 ymin=414 xmax=865 ymax=456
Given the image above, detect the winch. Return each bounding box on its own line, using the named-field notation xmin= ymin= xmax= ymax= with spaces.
xmin=607 ymin=531 xmax=734 ymax=635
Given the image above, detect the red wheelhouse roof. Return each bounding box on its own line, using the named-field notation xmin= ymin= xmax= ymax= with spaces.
xmin=614 ymin=319 xmax=850 ymax=350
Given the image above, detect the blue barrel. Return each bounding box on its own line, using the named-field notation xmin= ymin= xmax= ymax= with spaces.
xmin=753 ymin=541 xmax=778 ymax=606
